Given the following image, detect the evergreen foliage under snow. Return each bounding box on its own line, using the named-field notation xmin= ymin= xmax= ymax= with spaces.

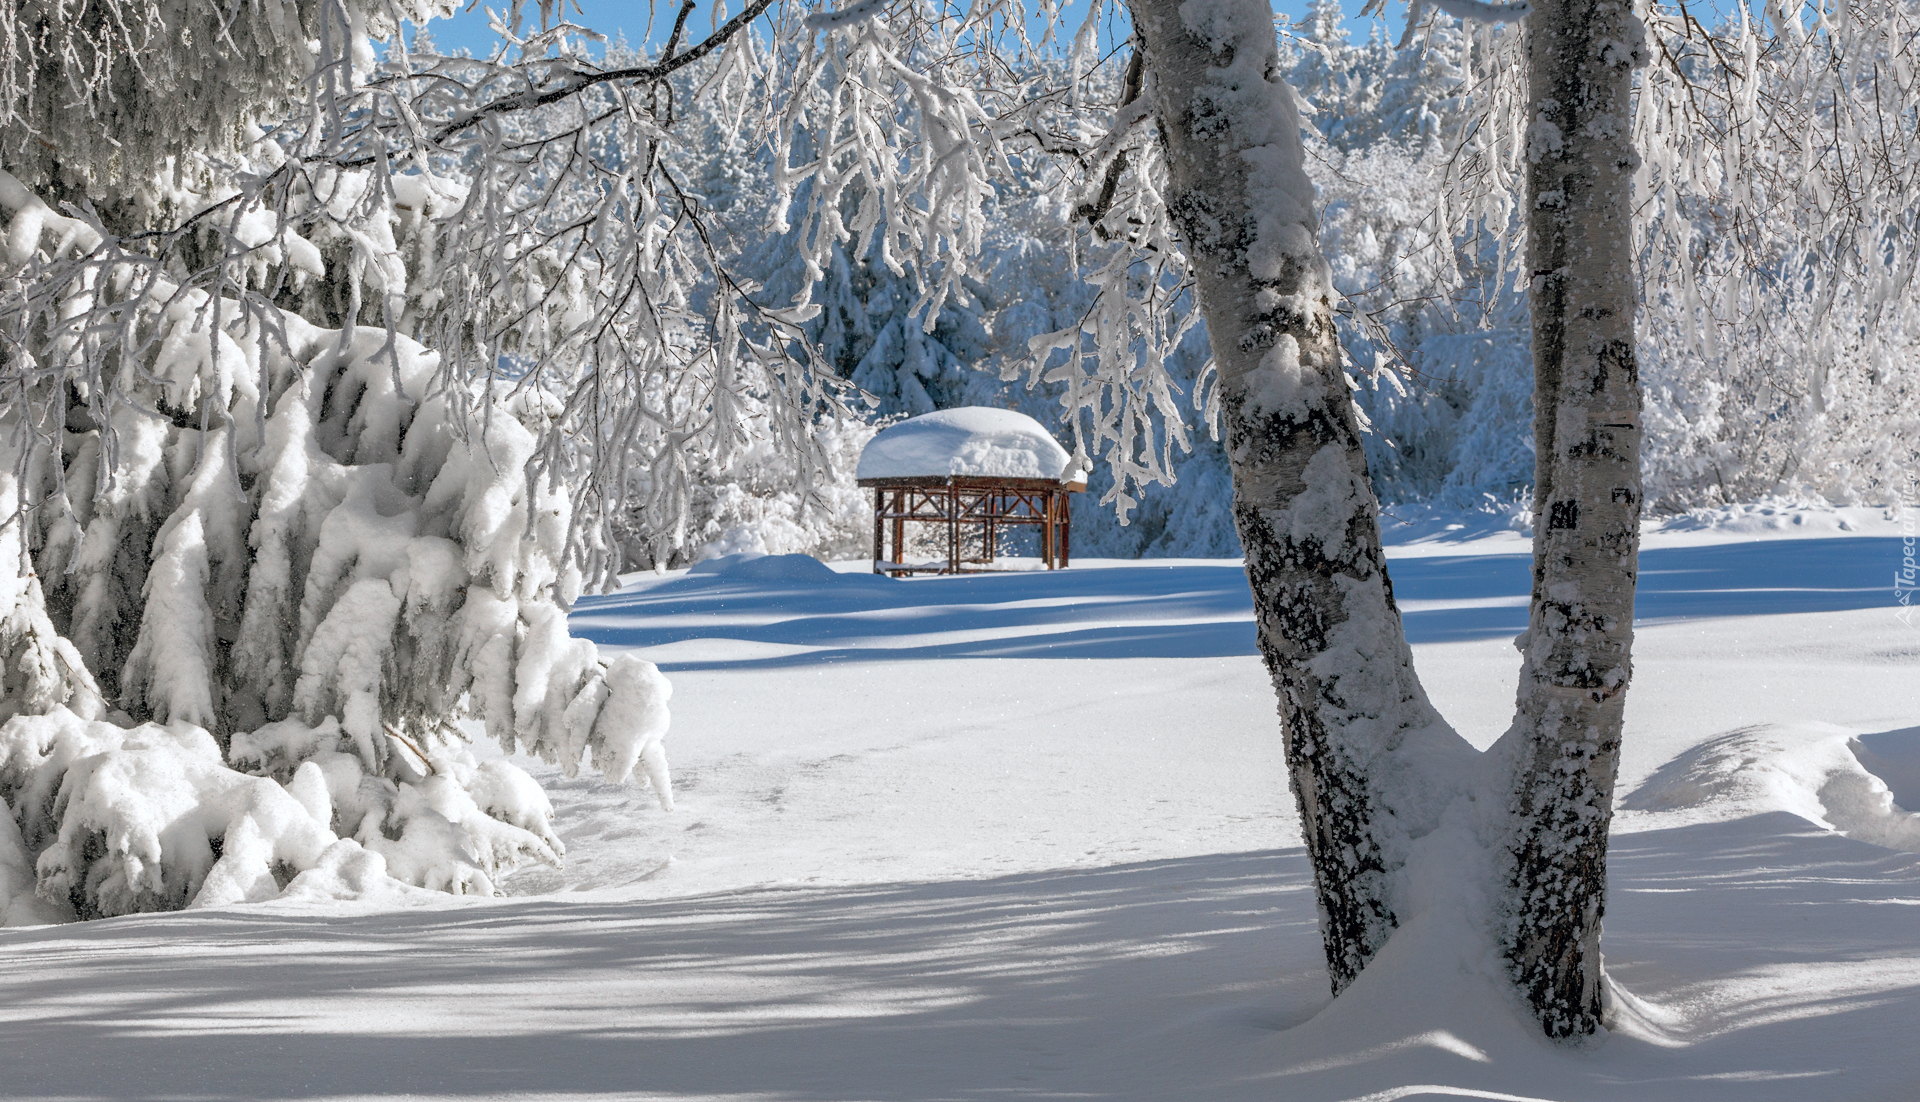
xmin=0 ymin=175 xmax=672 ymax=922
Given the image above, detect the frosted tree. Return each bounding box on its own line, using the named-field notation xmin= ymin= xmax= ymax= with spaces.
xmin=1020 ymin=0 xmax=1911 ymax=1038
xmin=1417 ymin=0 xmax=1920 ymax=511
xmin=1200 ymin=0 xmax=1912 ymax=1034
xmin=1499 ymin=0 xmax=1644 ymax=1032
xmin=1305 ymin=2 xmax=1916 ymax=516
xmin=1630 ymin=0 xmax=1920 ymax=507
xmin=1281 ymin=0 xmax=1375 ymax=142
xmin=1311 ymin=131 xmax=1534 ymax=509
xmin=746 ymin=209 xmax=992 ymax=418
xmin=837 ymin=243 xmax=994 ymax=416
xmin=0 ymin=2 xmax=680 ymax=920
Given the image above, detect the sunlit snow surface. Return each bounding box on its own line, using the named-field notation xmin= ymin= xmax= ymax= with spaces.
xmin=3 ymin=506 xmax=1917 ymax=1100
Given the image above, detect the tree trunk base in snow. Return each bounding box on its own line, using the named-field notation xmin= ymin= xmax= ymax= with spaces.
xmin=1127 ymin=0 xmax=1471 ymax=993
xmin=1502 ymin=0 xmax=1645 ymax=1039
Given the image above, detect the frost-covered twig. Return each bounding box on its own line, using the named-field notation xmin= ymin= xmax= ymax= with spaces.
xmin=1428 ymin=0 xmax=1532 ymax=23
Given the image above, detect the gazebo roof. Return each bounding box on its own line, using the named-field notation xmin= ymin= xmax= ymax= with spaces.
xmin=856 ymin=407 xmax=1076 ymax=484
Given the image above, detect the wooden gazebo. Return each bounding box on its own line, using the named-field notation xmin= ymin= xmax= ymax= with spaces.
xmin=856 ymin=408 xmax=1086 ymax=577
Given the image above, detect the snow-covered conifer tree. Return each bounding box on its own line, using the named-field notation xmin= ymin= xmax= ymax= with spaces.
xmin=0 ymin=3 xmax=680 ymax=920
xmin=1283 ymin=0 xmax=1371 ymax=141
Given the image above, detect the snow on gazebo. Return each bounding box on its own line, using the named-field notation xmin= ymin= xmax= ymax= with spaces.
xmin=857 ymin=407 xmax=1086 ymax=576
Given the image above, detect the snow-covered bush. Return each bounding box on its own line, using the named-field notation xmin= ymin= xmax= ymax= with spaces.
xmin=618 ymin=413 xmax=878 ymax=568
xmin=0 ymin=173 xmax=673 ymax=922
xmin=1639 ymin=284 xmax=1920 ymax=510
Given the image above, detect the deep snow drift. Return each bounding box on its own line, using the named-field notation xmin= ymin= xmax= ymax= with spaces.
xmin=0 ymin=504 xmax=1915 ymax=1101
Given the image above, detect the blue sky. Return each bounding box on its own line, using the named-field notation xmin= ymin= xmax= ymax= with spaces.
xmin=415 ymin=0 xmax=1390 ymax=59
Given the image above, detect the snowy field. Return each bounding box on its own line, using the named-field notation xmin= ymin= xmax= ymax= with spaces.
xmin=3 ymin=505 xmax=1917 ymax=1101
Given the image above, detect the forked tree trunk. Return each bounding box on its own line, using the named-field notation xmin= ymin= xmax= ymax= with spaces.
xmin=1125 ymin=0 xmax=1472 ymax=992
xmin=1128 ymin=0 xmax=1645 ymax=1038
xmin=1500 ymin=0 xmax=1644 ymax=1038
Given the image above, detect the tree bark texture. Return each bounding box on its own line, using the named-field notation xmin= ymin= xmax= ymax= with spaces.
xmin=1504 ymin=0 xmax=1645 ymax=1039
xmin=1126 ymin=0 xmax=1472 ymax=992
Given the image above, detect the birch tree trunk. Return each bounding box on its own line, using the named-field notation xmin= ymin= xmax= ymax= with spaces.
xmin=1125 ymin=0 xmax=1474 ymax=992
xmin=1500 ymin=0 xmax=1645 ymax=1038
xmin=1128 ymin=0 xmax=1646 ymax=1036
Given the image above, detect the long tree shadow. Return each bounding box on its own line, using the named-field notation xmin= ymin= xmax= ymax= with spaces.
xmin=1597 ymin=814 xmax=1920 ymax=1097
xmin=570 ymin=538 xmax=1901 ymax=670
xmin=5 ymin=816 xmax=1919 ymax=1100
xmin=0 ymin=851 xmax=1326 ymax=1101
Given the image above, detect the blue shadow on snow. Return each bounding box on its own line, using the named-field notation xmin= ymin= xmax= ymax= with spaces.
xmin=569 ymin=536 xmax=1899 ymax=669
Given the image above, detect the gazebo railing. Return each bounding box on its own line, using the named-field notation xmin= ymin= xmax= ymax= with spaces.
xmin=859 ymin=476 xmax=1077 ymax=576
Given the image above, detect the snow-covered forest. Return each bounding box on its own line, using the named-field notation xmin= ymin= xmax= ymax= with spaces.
xmin=0 ymin=0 xmax=1916 ymax=1095
xmin=666 ymin=0 xmax=1919 ymax=559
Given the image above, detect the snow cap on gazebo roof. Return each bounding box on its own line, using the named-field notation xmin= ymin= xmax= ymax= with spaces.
xmin=856 ymin=407 xmax=1076 ymax=482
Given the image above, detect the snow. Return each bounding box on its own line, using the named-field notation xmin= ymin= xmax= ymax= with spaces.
xmin=855 ymin=406 xmax=1075 ymax=481
xmin=1 ymin=511 xmax=1918 ymax=1098
xmin=1621 ymin=723 xmax=1920 ymax=850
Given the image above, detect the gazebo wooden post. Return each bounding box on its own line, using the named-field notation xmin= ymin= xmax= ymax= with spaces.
xmin=985 ymin=490 xmax=997 ymax=564
xmin=1041 ymin=491 xmax=1055 ymax=569
xmin=890 ymin=490 xmax=905 ymax=574
xmin=855 ymin=476 xmax=1082 ymax=575
xmin=1059 ymin=490 xmax=1071 ymax=568
xmin=946 ymin=482 xmax=960 ymax=574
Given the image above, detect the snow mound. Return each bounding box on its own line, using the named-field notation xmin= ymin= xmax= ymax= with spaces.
xmin=724 ymin=554 xmax=842 ymax=583
xmin=1622 ymin=723 xmax=1920 ymax=851
xmin=1852 ymin=727 xmax=1920 ymax=810
xmin=1376 ymin=500 xmax=1535 ymax=547
xmin=687 ymin=552 xmax=839 ymax=583
xmin=855 ymin=407 xmax=1074 ymax=481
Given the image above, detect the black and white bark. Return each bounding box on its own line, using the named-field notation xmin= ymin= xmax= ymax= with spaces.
xmin=1498 ymin=0 xmax=1645 ymax=1038
xmin=1125 ymin=0 xmax=1476 ymax=992
xmin=1127 ymin=0 xmax=1646 ymax=1035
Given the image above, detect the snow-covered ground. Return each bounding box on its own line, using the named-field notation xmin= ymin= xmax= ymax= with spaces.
xmin=3 ymin=504 xmax=1916 ymax=1101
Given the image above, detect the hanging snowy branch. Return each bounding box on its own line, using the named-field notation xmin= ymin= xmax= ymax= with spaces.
xmin=1383 ymin=0 xmax=1920 ymax=508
